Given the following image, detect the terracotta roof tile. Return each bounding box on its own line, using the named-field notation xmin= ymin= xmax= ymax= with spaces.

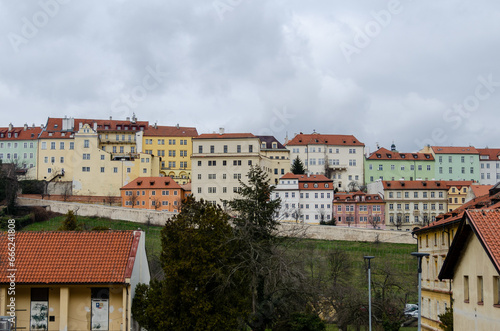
xmin=367 ymin=147 xmax=434 ymax=161
xmin=470 ymin=184 xmax=493 ymax=198
xmin=465 ymin=209 xmax=500 ymax=272
xmin=0 ymin=126 xmax=42 ymax=141
xmin=382 ymin=180 xmax=450 ymax=190
xmin=286 ymin=133 xmax=364 ymax=146
xmin=0 ymin=231 xmax=139 ymax=284
xmin=431 ymin=146 xmax=479 ymax=154
xmin=120 ymin=176 xmax=183 ymax=190
xmin=143 ymin=125 xmax=198 ymax=137
xmin=334 ymin=192 xmax=384 ymax=202
xmin=195 ymin=133 xmax=256 ymax=139
xmin=477 ymin=148 xmax=500 ymax=160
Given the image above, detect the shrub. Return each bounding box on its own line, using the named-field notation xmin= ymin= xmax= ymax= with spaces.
xmin=19 ymin=180 xmax=45 ymax=195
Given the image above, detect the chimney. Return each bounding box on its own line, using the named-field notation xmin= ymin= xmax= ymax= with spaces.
xmin=24 ymin=123 xmax=28 ymax=131
xmin=126 ymin=117 xmax=130 ymax=121
xmin=79 ymin=123 xmax=83 ymax=129
xmin=8 ymin=123 xmax=13 ymax=131
xmin=154 ymin=122 xmax=157 ymax=129
xmin=93 ymin=122 xmax=97 ymax=131
xmin=32 ymin=123 xmax=35 ymax=128
xmin=219 ymin=127 xmax=225 ymax=135
xmin=176 ymin=123 xmax=179 ymax=129
xmin=40 ymin=124 xmax=44 ymax=129
xmin=109 ymin=116 xmax=112 ymax=120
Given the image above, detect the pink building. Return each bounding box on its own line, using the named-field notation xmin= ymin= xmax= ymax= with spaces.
xmin=333 ymin=191 xmax=385 ymax=229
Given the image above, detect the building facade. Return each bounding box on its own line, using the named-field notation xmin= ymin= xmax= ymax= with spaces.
xmin=191 ymin=132 xmax=273 ymax=205
xmin=257 ymin=135 xmax=290 ymax=185
xmin=272 ymin=173 xmax=334 ymax=224
xmin=365 ymin=146 xmax=434 ymax=184
xmin=446 ymin=181 xmax=473 ymax=212
xmin=477 ymin=148 xmax=500 ymax=185
xmin=368 ymin=180 xmax=449 ymax=231
xmin=420 ymin=146 xmax=480 ymax=182
xmin=0 ymin=231 xmax=150 ymax=331
xmin=286 ymin=132 xmax=365 ymax=191
xmin=0 ymin=123 xmax=42 ymax=179
xmin=333 ymin=191 xmax=385 ymax=228
xmin=120 ymin=176 xmax=185 ymax=212
xmin=139 ymin=124 xmax=198 ymax=184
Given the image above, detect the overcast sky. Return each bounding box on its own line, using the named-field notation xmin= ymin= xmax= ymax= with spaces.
xmin=1 ymin=0 xmax=500 ymax=152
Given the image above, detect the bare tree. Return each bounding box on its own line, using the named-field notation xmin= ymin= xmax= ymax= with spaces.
xmin=292 ymin=207 xmax=303 ymax=223
xmin=61 ymin=184 xmax=72 ymax=202
xmin=104 ymin=192 xmax=116 ymax=206
xmin=368 ymin=215 xmax=381 ymax=229
xmin=346 ymin=216 xmax=353 ymax=227
xmin=127 ymin=191 xmax=138 ymax=208
xmin=395 ymin=214 xmax=403 ymax=231
xmin=347 ymin=181 xmax=360 ymax=192
xmin=152 ymin=197 xmax=161 ymax=211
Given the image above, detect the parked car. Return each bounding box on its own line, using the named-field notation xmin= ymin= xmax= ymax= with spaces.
xmin=404 ymin=304 xmax=418 ymax=318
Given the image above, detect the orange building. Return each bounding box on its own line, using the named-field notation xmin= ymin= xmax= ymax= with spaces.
xmin=120 ymin=176 xmax=186 ymax=212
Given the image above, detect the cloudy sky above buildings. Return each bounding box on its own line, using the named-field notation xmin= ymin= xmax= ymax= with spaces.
xmin=1 ymin=0 xmax=500 ymax=152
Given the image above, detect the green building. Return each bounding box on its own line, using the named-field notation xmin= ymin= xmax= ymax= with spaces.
xmin=365 ymin=146 xmax=435 ymax=184
xmin=421 ymin=146 xmax=480 ymax=182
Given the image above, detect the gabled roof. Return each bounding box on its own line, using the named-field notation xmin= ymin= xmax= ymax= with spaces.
xmin=439 ymin=209 xmax=500 ymax=279
xmin=431 ymin=146 xmax=479 ymax=154
xmin=0 ymin=126 xmax=42 ymax=141
xmin=0 ymin=231 xmax=141 ymax=284
xmin=477 ymin=148 xmax=500 ymax=160
xmin=470 ymin=185 xmax=493 ymax=198
xmin=143 ymin=125 xmax=198 ymax=137
xmin=120 ymin=176 xmax=182 ymax=190
xmin=195 ymin=133 xmax=256 ymax=139
xmin=367 ymin=147 xmax=434 ymax=161
xmin=256 ymin=135 xmax=287 ymax=150
xmin=286 ymin=133 xmax=364 ymax=146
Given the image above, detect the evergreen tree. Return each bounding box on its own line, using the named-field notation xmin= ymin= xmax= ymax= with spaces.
xmin=291 ymin=156 xmax=306 ymax=174
xmin=132 ymin=197 xmax=248 ymax=330
xmin=59 ymin=210 xmax=78 ymax=231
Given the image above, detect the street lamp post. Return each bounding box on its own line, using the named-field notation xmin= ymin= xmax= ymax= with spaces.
xmin=364 ymin=256 xmax=375 ymax=331
xmin=411 ymin=252 xmax=429 ymax=331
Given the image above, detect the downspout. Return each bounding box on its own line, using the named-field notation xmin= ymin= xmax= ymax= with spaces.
xmin=443 ymin=226 xmax=453 ymax=308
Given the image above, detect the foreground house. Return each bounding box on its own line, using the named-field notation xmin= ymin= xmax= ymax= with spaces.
xmin=0 ymin=231 xmax=150 ymax=331
xmin=439 ymin=210 xmax=500 ymax=330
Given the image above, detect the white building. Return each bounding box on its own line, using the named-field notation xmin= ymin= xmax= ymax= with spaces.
xmin=285 ymin=132 xmax=365 ymax=191
xmin=477 ymin=148 xmax=500 ymax=185
xmin=272 ymin=173 xmax=334 ymax=224
xmin=191 ymin=131 xmax=276 ymax=206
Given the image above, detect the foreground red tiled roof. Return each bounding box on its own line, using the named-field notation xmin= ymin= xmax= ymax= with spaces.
xmin=367 ymin=147 xmax=434 ymax=161
xmin=0 ymin=231 xmax=140 ymax=284
xmin=0 ymin=126 xmax=42 ymax=140
xmin=286 ymin=133 xmax=364 ymax=146
xmin=477 ymin=148 xmax=500 ymax=160
xmin=195 ymin=133 xmax=256 ymax=139
xmin=431 ymin=146 xmax=479 ymax=154
xmin=466 ymin=209 xmax=500 ymax=271
xmin=144 ymin=125 xmax=198 ymax=137
xmin=120 ymin=176 xmax=182 ymax=190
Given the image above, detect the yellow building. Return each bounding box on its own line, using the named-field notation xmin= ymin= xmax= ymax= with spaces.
xmin=446 ymin=181 xmax=473 ymax=212
xmin=138 ymin=124 xmax=198 ymax=185
xmin=37 ymin=117 xmax=159 ymax=196
xmin=439 ymin=209 xmax=500 ymax=330
xmin=413 ymin=184 xmax=500 ymax=330
xmin=0 ymin=230 xmax=150 ymax=331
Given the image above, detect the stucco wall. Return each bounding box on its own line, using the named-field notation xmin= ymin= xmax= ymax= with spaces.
xmin=18 ymin=197 xmax=175 ymax=226
xmin=18 ymin=197 xmax=416 ymax=244
xmin=278 ymin=223 xmax=416 ymax=244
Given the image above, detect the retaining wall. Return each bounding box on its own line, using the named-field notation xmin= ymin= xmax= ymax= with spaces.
xmin=17 ymin=197 xmax=416 ymax=244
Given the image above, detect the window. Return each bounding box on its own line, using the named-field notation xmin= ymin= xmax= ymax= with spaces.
xmin=237 ymin=145 xmax=241 ymax=153
xmin=100 ymin=167 xmax=105 ymax=173
xmin=70 ymin=142 xmax=74 ymax=150
xmin=249 ymin=145 xmax=253 ymax=152
xmin=60 ymin=142 xmax=65 ymax=149
xmin=198 ymin=145 xmax=203 ymax=153
xmin=84 ymin=139 xmax=89 ymax=148
xmin=210 ymin=145 xmax=215 ymax=153
xmin=83 ymin=153 xmax=90 ymax=160
xmin=113 ymin=167 xmax=118 ymax=173
xmin=476 ymin=276 xmax=483 ymax=304
xmin=464 ymin=276 xmax=469 ymax=303
xmin=494 ymin=276 xmax=500 ymax=305
xmin=50 ymin=142 xmax=56 ymax=150
xmin=349 ymin=159 xmax=356 ymax=166
xmin=60 ymin=157 xmax=64 ymax=163
xmin=224 ymin=145 xmax=228 ymax=153
xmin=82 ymin=167 xmax=90 ymax=172
xmin=378 ymin=165 xmax=383 ymax=171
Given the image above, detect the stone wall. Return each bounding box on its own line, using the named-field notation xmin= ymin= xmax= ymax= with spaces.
xmin=17 ymin=197 xmax=175 ymax=226
xmin=17 ymin=197 xmax=417 ymax=244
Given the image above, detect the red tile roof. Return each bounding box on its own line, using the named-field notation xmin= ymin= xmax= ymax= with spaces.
xmin=143 ymin=125 xmax=198 ymax=137
xmin=334 ymin=191 xmax=384 ymax=202
xmin=195 ymin=133 xmax=256 ymax=139
xmin=120 ymin=176 xmax=183 ymax=190
xmin=39 ymin=117 xmax=149 ymax=139
xmin=280 ymin=173 xmax=332 ymax=182
xmin=382 ymin=180 xmax=450 ymax=190
xmin=0 ymin=126 xmax=42 ymax=141
xmin=367 ymin=147 xmax=434 ymax=161
xmin=470 ymin=185 xmax=493 ymax=198
xmin=431 ymin=146 xmax=479 ymax=154
xmin=286 ymin=133 xmax=364 ymax=146
xmin=477 ymin=148 xmax=500 ymax=160
xmin=0 ymin=231 xmax=141 ymax=284
xmin=466 ymin=209 xmax=500 ymax=272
